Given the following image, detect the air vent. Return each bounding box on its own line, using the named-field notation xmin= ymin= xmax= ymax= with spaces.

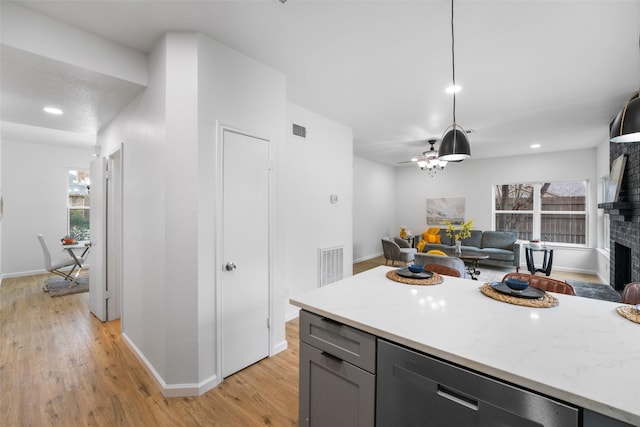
xmin=318 ymin=245 xmax=344 ymax=287
xmin=293 ymin=123 xmax=306 ymax=138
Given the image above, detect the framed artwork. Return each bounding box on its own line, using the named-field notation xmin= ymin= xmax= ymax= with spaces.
xmin=426 ymin=197 xmax=465 ymax=225
xmin=605 ymin=154 xmax=626 ymax=203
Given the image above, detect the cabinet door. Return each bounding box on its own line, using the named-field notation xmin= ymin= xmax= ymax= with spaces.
xmin=299 ymin=342 xmax=375 ymax=427
xmin=377 ymin=340 xmax=579 ymax=427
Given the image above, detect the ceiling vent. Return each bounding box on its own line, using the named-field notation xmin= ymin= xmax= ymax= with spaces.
xmin=292 ymin=123 xmax=306 ymax=138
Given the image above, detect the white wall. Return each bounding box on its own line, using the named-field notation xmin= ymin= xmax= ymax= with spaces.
xmin=196 ymin=32 xmax=287 ymax=382
xmin=353 ymin=157 xmax=396 ymax=262
xmin=393 ymin=148 xmax=601 ymax=274
xmin=1 ymin=139 xmax=93 ymax=277
xmin=283 ymin=103 xmax=353 ymax=321
xmin=1 ymin=2 xmax=147 ymax=86
xmin=99 ymin=31 xmax=289 ymax=395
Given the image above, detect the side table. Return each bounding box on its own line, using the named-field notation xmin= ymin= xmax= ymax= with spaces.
xmin=525 ymin=246 xmax=554 ymax=276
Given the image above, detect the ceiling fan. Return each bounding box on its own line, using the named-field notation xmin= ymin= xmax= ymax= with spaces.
xmin=400 ymin=139 xmax=448 ymax=174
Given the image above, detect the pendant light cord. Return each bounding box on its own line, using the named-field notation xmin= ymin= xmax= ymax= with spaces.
xmin=451 ymin=0 xmax=456 ymax=125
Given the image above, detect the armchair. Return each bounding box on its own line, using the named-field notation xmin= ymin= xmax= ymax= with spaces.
xmin=381 ymin=237 xmax=417 ymax=266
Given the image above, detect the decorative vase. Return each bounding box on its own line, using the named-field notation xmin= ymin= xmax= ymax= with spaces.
xmin=455 ymin=240 xmax=462 ymax=255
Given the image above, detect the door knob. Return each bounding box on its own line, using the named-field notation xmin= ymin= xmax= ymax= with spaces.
xmin=225 ymin=262 xmax=237 ymax=271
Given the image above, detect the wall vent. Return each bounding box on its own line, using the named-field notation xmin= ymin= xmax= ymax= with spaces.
xmin=293 ymin=123 xmax=306 ymax=138
xmin=318 ymin=245 xmax=344 ymax=287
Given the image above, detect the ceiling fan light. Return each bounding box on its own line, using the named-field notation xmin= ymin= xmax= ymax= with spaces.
xmin=438 ymin=127 xmax=471 ymax=162
xmin=610 ymin=92 xmax=640 ymax=143
xmin=417 ymin=160 xmax=428 ymax=169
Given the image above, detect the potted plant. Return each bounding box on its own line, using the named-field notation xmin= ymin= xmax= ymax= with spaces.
xmin=444 ymin=219 xmax=473 ymax=254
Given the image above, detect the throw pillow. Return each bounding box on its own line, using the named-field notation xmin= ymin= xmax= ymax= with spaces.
xmin=416 ymin=240 xmax=426 ymax=252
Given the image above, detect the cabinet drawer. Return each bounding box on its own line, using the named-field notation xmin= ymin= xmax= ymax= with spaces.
xmin=299 ymin=342 xmax=375 ymax=427
xmin=377 ymin=339 xmax=579 ymax=427
xmin=300 ymin=310 xmax=376 ymax=373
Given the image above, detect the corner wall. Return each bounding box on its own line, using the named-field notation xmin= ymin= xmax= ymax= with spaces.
xmin=283 ymin=103 xmax=353 ymax=321
xmin=353 ymin=157 xmax=396 ymax=262
xmin=98 ymin=31 xmax=289 ymax=395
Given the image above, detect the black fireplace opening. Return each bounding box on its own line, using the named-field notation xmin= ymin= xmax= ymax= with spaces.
xmin=614 ymin=242 xmax=631 ymax=291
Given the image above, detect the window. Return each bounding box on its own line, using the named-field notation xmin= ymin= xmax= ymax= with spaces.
xmin=68 ymin=169 xmax=90 ymax=240
xmin=494 ymin=181 xmax=587 ymax=245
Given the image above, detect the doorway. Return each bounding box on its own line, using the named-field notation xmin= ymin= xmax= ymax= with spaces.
xmin=106 ymin=148 xmax=123 ymax=320
xmin=219 ymin=127 xmax=271 ymax=378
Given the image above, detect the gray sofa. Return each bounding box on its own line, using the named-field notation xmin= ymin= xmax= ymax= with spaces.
xmin=421 ymin=229 xmax=520 ymax=269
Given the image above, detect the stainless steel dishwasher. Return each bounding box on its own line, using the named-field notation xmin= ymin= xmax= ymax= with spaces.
xmin=376 ymin=339 xmax=580 ymax=427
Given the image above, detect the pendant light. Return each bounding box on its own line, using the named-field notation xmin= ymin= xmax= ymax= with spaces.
xmin=610 ymin=36 xmax=640 ymax=143
xmin=438 ymin=0 xmax=471 ymax=162
xmin=610 ymin=91 xmax=640 ymax=143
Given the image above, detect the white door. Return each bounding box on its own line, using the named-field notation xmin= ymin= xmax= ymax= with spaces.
xmin=106 ymin=148 xmax=123 ymax=320
xmin=89 ymin=156 xmax=107 ymax=321
xmin=221 ymin=129 xmax=270 ymax=378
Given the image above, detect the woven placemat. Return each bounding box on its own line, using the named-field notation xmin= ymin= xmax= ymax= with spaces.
xmin=616 ymin=306 xmax=640 ymax=324
xmin=479 ymin=282 xmax=558 ymax=308
xmin=386 ymin=270 xmax=444 ymax=286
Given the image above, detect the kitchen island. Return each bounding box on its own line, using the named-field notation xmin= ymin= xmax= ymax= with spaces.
xmin=290 ymin=266 xmax=639 ymax=426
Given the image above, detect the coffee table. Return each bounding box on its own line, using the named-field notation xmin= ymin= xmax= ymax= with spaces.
xmin=458 ymin=253 xmax=490 ymax=280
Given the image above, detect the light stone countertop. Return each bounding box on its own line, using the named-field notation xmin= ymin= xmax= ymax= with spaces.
xmin=289 ymin=266 xmax=640 ymax=425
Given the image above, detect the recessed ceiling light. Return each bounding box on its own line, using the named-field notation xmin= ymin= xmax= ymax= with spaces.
xmin=44 ymin=107 xmax=63 ymax=115
xmin=531 ymin=143 xmax=541 ymax=149
xmin=445 ymin=85 xmax=461 ymax=94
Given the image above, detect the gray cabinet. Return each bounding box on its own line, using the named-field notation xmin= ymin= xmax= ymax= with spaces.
xmin=376 ymin=339 xmax=580 ymax=427
xmin=299 ymin=310 xmax=376 ymax=427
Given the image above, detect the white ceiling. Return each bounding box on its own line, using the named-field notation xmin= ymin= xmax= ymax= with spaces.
xmin=1 ymin=0 xmax=639 ymax=164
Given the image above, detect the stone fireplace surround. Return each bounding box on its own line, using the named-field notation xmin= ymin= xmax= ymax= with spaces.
xmin=602 ymin=142 xmax=640 ymax=290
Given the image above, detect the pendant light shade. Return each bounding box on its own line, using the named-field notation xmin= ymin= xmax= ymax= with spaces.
xmin=610 ymin=91 xmax=640 ymax=143
xmin=439 ymin=0 xmax=471 ymax=162
xmin=438 ymin=126 xmax=470 ymax=162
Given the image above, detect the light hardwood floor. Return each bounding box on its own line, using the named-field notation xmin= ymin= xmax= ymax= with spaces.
xmin=0 ymin=273 xmax=299 ymax=427
xmin=1 ymin=258 xmax=601 ymax=426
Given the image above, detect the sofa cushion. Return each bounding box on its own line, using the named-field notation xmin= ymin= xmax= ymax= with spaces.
xmin=426 ymin=234 xmax=440 ymax=243
xmin=459 ymin=246 xmax=482 ymax=257
xmin=437 ymin=229 xmax=452 ymax=246
xmin=479 ymin=247 xmax=515 ymax=262
xmin=482 ymin=231 xmax=517 ymax=250
xmin=461 ymin=230 xmax=482 ymax=248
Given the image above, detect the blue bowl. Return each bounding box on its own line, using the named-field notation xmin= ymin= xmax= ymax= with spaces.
xmin=505 ymin=278 xmax=529 ymax=291
xmin=408 ymin=264 xmax=423 ymax=273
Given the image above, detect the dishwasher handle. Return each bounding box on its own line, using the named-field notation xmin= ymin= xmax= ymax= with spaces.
xmin=437 ymin=384 xmax=479 ymax=411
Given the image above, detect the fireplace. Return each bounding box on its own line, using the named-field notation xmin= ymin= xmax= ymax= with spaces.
xmin=604 ymin=142 xmax=640 ymax=290
xmin=614 ymin=243 xmax=631 ymax=291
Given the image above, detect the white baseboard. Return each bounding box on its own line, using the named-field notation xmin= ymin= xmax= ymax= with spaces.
xmin=2 ymin=268 xmax=47 ymax=279
xmin=121 ymin=332 xmax=220 ymax=397
xmin=353 ymin=251 xmax=383 ymax=264
xmin=285 ymin=304 xmax=300 ymax=322
xmin=272 ymin=339 xmax=288 ymax=356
